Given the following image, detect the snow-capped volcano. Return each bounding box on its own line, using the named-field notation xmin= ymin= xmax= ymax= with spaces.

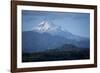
xmin=32 ymin=20 xmax=89 ymax=45
xmin=32 ymin=20 xmax=76 ymax=39
xmin=32 ymin=20 xmax=63 ymax=33
xmin=22 ymin=20 xmax=89 ymax=53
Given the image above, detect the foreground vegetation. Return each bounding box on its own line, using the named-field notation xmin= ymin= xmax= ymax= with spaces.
xmin=22 ymin=48 xmax=90 ymax=62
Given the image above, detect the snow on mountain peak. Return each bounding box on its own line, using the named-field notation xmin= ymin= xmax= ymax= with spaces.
xmin=32 ymin=20 xmax=62 ymax=33
xmin=32 ymin=20 xmax=84 ymax=41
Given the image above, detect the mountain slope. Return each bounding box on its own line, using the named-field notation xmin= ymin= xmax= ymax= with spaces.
xmin=22 ymin=31 xmax=69 ymax=53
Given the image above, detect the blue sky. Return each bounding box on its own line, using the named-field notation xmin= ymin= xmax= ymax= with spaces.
xmin=22 ymin=10 xmax=90 ymax=38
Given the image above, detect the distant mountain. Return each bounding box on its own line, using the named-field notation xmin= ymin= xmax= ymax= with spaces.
xmin=22 ymin=20 xmax=90 ymax=53
xmin=32 ymin=20 xmax=89 ymax=47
